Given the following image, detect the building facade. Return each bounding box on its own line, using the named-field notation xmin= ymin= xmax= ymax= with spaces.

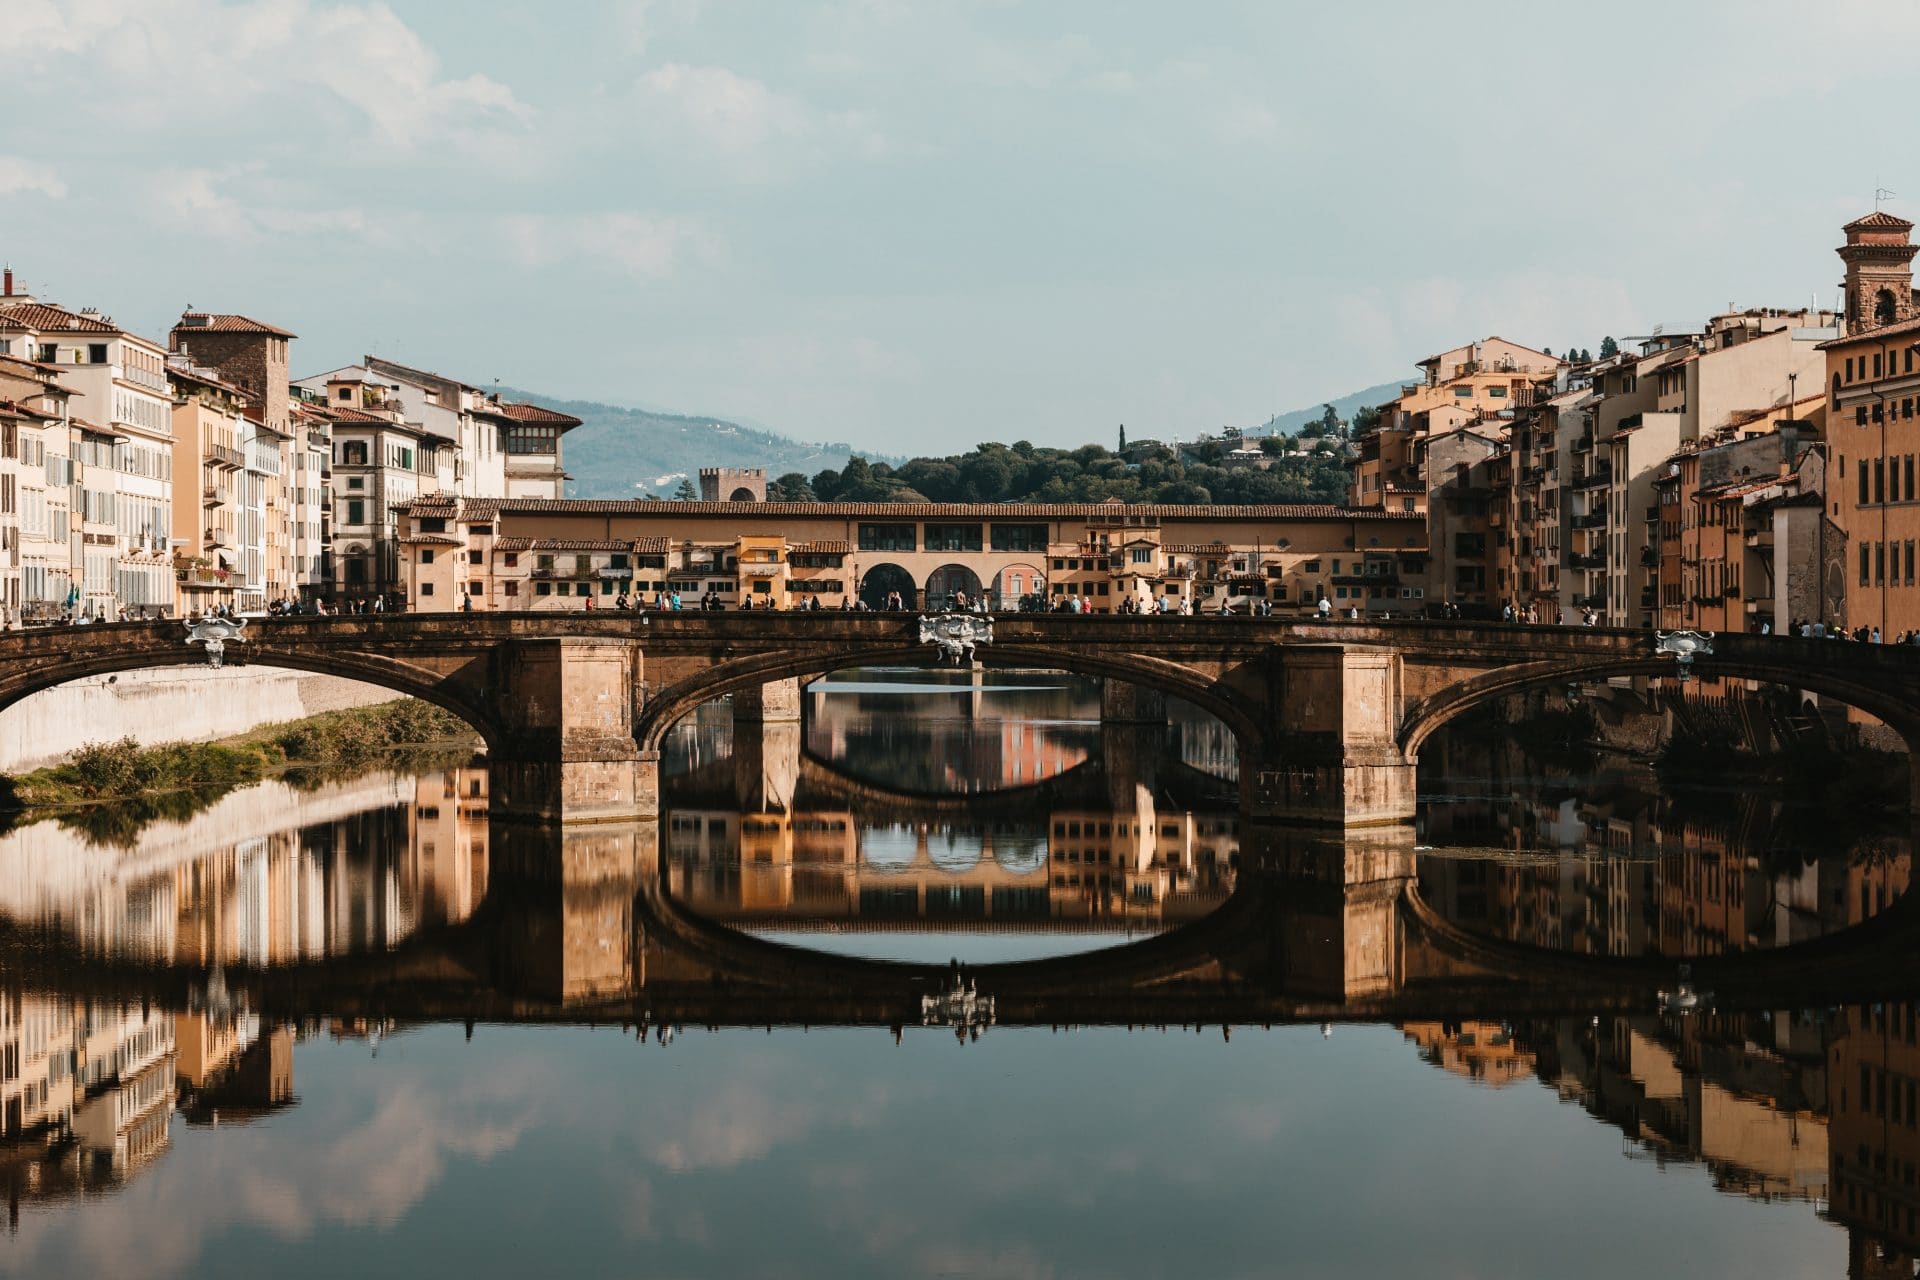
xmin=395 ymin=497 xmax=1429 ymax=615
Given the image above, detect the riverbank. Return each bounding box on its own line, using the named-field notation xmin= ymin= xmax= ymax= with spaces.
xmin=0 ymin=700 xmax=481 ymax=845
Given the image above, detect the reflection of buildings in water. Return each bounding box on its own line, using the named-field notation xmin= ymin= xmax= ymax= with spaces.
xmin=800 ymin=676 xmax=1097 ymax=794
xmin=1401 ymin=1021 xmax=1535 ymax=1087
xmin=0 ymin=991 xmax=300 ymax=1225
xmin=406 ymin=763 xmax=492 ymax=928
xmin=1827 ymin=1002 xmax=1920 ymax=1269
xmin=1164 ymin=698 xmax=1239 ymax=781
xmin=666 ymin=804 xmax=1235 ymax=928
xmin=0 ymin=769 xmax=491 ymax=967
xmin=1411 ymin=1011 xmax=1831 ymax=1208
xmin=1420 ymin=800 xmax=1913 ymax=962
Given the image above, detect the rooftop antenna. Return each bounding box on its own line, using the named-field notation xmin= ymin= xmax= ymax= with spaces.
xmin=1877 ymin=186 xmax=1898 ymax=210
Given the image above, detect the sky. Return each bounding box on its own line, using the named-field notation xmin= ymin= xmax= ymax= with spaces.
xmin=0 ymin=0 xmax=1910 ymax=453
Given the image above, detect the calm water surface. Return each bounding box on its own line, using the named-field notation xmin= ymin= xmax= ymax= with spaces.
xmin=0 ymin=671 xmax=1913 ymax=1279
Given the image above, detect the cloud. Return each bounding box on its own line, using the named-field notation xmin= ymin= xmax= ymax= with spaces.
xmin=636 ymin=64 xmax=812 ymax=154
xmin=628 ymin=63 xmax=888 ymax=177
xmin=503 ymin=212 xmax=721 ymax=282
xmin=0 ymin=157 xmax=66 ymax=199
xmin=0 ymin=0 xmax=532 ymax=154
xmin=147 ymin=169 xmax=387 ymax=245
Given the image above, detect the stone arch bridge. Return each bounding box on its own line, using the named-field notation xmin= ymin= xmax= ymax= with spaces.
xmin=1 ymin=615 xmax=1915 ymax=825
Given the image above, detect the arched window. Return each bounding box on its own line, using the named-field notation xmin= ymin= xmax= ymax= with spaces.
xmin=1877 ymin=289 xmax=1899 ymax=326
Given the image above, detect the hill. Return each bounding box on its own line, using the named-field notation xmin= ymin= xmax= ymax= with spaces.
xmin=1253 ymin=380 xmax=1403 ymax=436
xmin=497 ymin=388 xmax=858 ymax=499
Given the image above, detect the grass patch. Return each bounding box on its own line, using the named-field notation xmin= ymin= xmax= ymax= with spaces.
xmin=0 ymin=700 xmax=481 ymax=843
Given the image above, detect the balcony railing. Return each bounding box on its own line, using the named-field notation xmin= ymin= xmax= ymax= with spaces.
xmin=1574 ymin=466 xmax=1613 ymax=489
xmin=203 ymin=442 xmax=245 ymax=469
xmin=1567 ymin=552 xmax=1607 ymax=570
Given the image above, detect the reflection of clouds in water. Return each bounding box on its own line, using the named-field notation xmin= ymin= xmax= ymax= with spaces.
xmin=650 ymin=1079 xmax=879 ymax=1171
xmin=993 ymin=836 xmax=1048 ymax=874
xmin=0 ymin=1055 xmax=543 ymax=1280
xmin=861 ymin=824 xmax=921 ymax=869
xmin=927 ymin=831 xmax=982 ymax=872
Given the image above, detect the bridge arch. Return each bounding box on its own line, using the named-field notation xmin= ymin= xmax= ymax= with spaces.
xmin=1399 ymin=653 xmax=1920 ymax=759
xmin=0 ymin=623 xmax=508 ymax=751
xmin=638 ymin=642 xmax=1267 ymax=762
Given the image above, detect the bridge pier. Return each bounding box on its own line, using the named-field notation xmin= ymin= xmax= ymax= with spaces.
xmin=1240 ymin=823 xmax=1416 ymax=1000
xmin=489 ymin=820 xmax=652 ymax=1003
xmin=1100 ymin=679 xmax=1166 ymax=724
xmin=489 ymin=638 xmax=649 ymax=825
xmin=1241 ymin=647 xmax=1417 ymax=827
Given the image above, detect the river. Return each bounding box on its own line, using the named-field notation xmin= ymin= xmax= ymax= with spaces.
xmin=0 ymin=669 xmax=1910 ymax=1279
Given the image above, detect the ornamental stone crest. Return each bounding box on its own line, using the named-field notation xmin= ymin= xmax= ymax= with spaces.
xmin=921 ymin=974 xmax=995 ymax=1042
xmin=1653 ymin=629 xmax=1713 ymax=682
xmin=185 ymin=616 xmax=248 ymax=669
xmin=918 ymin=613 xmax=992 ymax=666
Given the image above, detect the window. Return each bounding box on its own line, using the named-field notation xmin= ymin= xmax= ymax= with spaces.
xmin=1487 ymin=385 xmax=1507 ymax=398
xmin=421 ymin=582 xmax=434 ymax=596
xmin=858 ymin=523 xmax=916 ymax=552
xmin=469 ymin=581 xmax=483 ymax=595
xmin=1859 ymin=544 xmax=1870 ymax=586
xmin=536 ymin=582 xmax=551 ymax=595
xmin=337 ymin=386 xmax=352 ymax=401
xmin=1908 ymin=540 xmax=1916 ymax=587
xmin=505 ymin=581 xmax=520 ymax=597
xmin=345 ymin=499 xmax=365 ymax=524
xmin=1303 ymin=559 xmax=1320 ymax=573
xmin=420 ymin=517 xmax=446 ymax=532
xmin=923 ymin=523 xmax=982 ymax=552
xmin=1877 ymin=541 xmax=1886 ymax=585
xmin=468 ymin=549 xmax=482 ymax=564
xmin=990 ymin=523 xmax=1049 ymax=552
xmin=1877 ymin=458 xmax=1886 ymax=505
xmin=503 ymin=553 xmax=519 ymax=567
xmin=1453 ymin=386 xmax=1473 ymax=398
xmin=1131 ymin=548 xmax=1152 ymax=564
xmin=87 ymin=343 xmax=107 ymax=364
xmin=421 ymin=549 xmax=435 ymax=565
xmin=1862 ymin=465 xmax=1872 ymax=507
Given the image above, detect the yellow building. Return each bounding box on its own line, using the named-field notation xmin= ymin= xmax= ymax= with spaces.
xmin=397 ymin=496 xmax=1430 ymax=615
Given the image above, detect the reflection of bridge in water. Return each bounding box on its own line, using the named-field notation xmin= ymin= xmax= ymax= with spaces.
xmin=11 ymin=819 xmax=1920 ymax=1032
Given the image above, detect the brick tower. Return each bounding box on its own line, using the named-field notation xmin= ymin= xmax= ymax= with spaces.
xmin=1838 ymin=210 xmax=1919 ymax=334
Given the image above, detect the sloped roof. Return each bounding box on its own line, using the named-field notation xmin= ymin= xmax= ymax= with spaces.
xmin=174 ymin=312 xmax=297 ymax=338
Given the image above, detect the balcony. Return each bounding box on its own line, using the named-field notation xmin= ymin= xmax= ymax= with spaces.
xmin=202 ymin=485 xmax=222 ymax=508
xmin=203 ymin=528 xmax=232 ymax=549
xmin=203 ymin=442 xmax=245 ymax=469
xmin=1573 ymin=465 xmax=1613 ymax=489
xmin=1567 ymin=552 xmax=1607 ymax=570
xmin=1572 ymin=513 xmax=1608 ymax=531
xmin=1570 ymin=434 xmax=1594 ymax=454
xmin=1576 ymin=593 xmax=1607 ymax=609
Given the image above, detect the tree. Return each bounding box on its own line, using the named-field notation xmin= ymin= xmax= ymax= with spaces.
xmin=1118 ymin=424 xmax=1127 ymax=451
xmin=1319 ymin=404 xmax=1341 ymax=436
xmin=1598 ymin=336 xmax=1619 ymax=359
xmin=769 ymin=472 xmax=815 ymax=501
xmin=1350 ymin=404 xmax=1380 ymax=436
xmin=673 ymin=476 xmax=697 ymax=501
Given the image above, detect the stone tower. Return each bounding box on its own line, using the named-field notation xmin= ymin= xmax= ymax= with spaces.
xmin=1838 ymin=211 xmax=1918 ymax=334
xmin=168 ymin=313 xmax=295 ymax=431
xmin=698 ymin=467 xmax=766 ymax=502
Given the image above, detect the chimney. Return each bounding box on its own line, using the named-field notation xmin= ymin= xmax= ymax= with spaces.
xmin=3 ymin=268 xmax=12 ymax=296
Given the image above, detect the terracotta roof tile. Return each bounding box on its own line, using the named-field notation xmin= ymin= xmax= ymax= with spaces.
xmin=173 ymin=312 xmax=297 ymax=339
xmin=792 ymin=540 xmax=851 ymax=553
xmin=492 ymin=537 xmax=667 ymax=553
xmin=398 ymin=534 xmax=463 ymax=546
xmin=1847 ymin=211 xmax=1914 ymax=231
xmin=1817 ymin=314 xmax=1920 ymax=349
xmin=0 ymin=301 xmax=119 ymax=334
xmin=495 ymin=401 xmax=582 ymax=427
xmin=428 ymin=498 xmax=1417 ymax=521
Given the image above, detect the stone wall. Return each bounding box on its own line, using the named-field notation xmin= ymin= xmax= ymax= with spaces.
xmin=0 ymin=666 xmax=405 ymax=772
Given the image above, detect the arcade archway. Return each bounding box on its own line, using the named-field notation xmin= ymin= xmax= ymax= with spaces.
xmin=859 ymin=563 xmax=917 ymax=609
xmin=925 ymin=564 xmax=985 ymax=609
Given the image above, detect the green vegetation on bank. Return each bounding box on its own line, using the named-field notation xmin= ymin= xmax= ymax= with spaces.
xmin=790 ymin=436 xmax=1352 ymax=508
xmin=0 ymin=700 xmax=480 ymax=845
